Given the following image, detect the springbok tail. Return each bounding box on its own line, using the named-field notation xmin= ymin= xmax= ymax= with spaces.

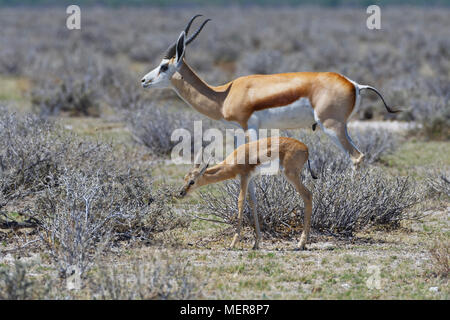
xmin=358 ymin=85 xmax=401 ymax=113
xmin=307 ymin=159 xmax=318 ymax=180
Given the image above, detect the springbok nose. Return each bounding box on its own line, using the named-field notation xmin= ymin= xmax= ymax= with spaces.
xmin=141 ymin=78 xmax=145 ymax=83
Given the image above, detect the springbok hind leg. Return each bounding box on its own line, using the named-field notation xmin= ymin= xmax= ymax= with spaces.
xmin=343 ymin=125 xmax=365 ymax=169
xmin=318 ymin=119 xmax=365 ymax=169
xmin=284 ymin=171 xmax=313 ymax=250
xmin=248 ymin=183 xmax=262 ymax=250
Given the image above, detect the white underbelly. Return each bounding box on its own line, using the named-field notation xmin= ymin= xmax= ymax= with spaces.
xmin=248 ymin=97 xmax=315 ymax=130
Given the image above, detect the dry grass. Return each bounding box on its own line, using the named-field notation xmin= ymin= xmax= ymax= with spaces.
xmin=0 ymin=250 xmax=202 ymax=299
xmin=429 ymin=240 xmax=450 ymax=279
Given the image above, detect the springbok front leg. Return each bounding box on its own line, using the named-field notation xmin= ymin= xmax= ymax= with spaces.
xmin=229 ymin=175 xmax=250 ymax=249
xmin=240 ymin=124 xmax=261 ymax=242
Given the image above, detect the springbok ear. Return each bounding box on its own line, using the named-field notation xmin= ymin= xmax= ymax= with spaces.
xmin=175 ymin=31 xmax=186 ymax=65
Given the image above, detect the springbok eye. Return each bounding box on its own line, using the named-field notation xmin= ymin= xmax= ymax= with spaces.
xmin=160 ymin=64 xmax=169 ymax=72
xmin=189 ymin=180 xmax=195 ymax=186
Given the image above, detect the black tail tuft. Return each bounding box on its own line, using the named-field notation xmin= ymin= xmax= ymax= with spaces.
xmin=360 ymin=86 xmax=401 ymax=114
xmin=307 ymin=159 xmax=318 ymax=180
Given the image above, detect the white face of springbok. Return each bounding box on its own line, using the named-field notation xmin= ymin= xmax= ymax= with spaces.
xmin=140 ymin=14 xmax=210 ymax=89
xmin=141 ymin=31 xmax=186 ymax=89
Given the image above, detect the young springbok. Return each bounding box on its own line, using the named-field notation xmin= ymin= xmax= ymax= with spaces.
xmin=178 ymin=137 xmax=317 ymax=250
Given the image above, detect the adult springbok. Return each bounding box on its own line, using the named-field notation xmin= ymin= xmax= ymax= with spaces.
xmin=177 ymin=137 xmax=317 ymax=250
xmin=141 ymin=15 xmax=399 ymax=168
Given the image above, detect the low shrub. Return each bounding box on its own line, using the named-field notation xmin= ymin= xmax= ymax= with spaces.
xmin=426 ymin=168 xmax=450 ymax=198
xmin=29 ymin=50 xmax=108 ymax=117
xmin=197 ymin=167 xmax=422 ymax=238
xmin=0 ymin=260 xmax=52 ymax=300
xmin=129 ymin=104 xmax=216 ymax=157
xmin=0 ymin=110 xmax=65 ymax=208
xmin=0 ymin=109 xmax=189 ymax=276
xmin=31 ymin=73 xmax=100 ymax=117
xmin=0 ymin=109 xmax=112 ymax=210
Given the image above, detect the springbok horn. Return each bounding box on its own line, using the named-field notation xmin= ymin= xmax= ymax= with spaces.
xmin=185 ymin=14 xmax=203 ymax=35
xmin=163 ymin=15 xmax=204 ymax=59
xmin=186 ymin=19 xmax=211 ymax=45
